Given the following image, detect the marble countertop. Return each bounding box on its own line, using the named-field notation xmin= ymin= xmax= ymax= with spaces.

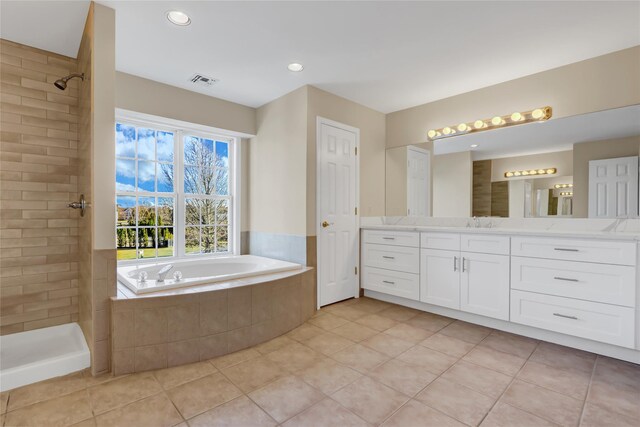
xmin=360 ymin=224 xmax=640 ymax=241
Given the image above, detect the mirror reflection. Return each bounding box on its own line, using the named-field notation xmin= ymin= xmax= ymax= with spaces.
xmin=385 ymin=105 xmax=640 ymax=219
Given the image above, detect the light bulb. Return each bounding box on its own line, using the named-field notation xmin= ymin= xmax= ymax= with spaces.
xmin=514 ymin=171 xmax=521 ymax=176
xmin=511 ymin=112 xmax=523 ymax=121
xmin=537 ymin=169 xmax=545 ymax=174
xmin=167 ymin=11 xmax=191 ymax=26
xmin=474 ymin=120 xmax=485 ymax=129
xmin=529 ymin=170 xmax=537 ymax=175
xmin=522 ymin=171 xmax=529 ymax=176
xmin=427 ymin=130 xmax=437 ymax=139
xmin=505 ymin=172 xmax=514 ymax=177
xmin=491 ymin=116 xmax=503 ymax=126
xmin=532 ymin=108 xmax=544 ymax=119
xmin=546 ymin=168 xmax=556 ymax=174
xmin=443 ymin=127 xmax=452 ymax=135
xmin=457 ymin=123 xmax=468 ymax=132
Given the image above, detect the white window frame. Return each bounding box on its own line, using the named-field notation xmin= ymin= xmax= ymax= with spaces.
xmin=116 ymin=112 xmax=241 ymax=265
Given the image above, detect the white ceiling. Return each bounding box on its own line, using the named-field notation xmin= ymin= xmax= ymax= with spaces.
xmin=1 ymin=1 xmax=639 ymax=113
xmin=0 ymin=1 xmax=90 ymax=58
xmin=433 ymin=105 xmax=640 ymax=160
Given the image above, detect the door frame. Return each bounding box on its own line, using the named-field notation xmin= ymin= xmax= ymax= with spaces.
xmin=316 ymin=116 xmax=361 ymax=308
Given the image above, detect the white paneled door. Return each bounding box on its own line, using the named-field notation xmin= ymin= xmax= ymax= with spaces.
xmin=588 ymin=156 xmax=639 ymax=218
xmin=317 ymin=118 xmax=359 ymax=307
xmin=407 ymin=146 xmax=430 ymax=216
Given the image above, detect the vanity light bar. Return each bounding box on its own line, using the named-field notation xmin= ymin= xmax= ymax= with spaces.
xmin=427 ymin=106 xmax=552 ymax=141
xmin=554 ymin=183 xmax=573 ymax=189
xmin=560 ymin=191 xmax=573 ymax=196
xmin=504 ymin=168 xmax=557 ymax=178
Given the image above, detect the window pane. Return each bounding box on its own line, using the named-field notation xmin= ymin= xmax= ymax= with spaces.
xmin=116 ymin=123 xmax=136 ymax=158
xmin=185 ymin=198 xmax=200 ymax=225
xmin=202 ymin=226 xmax=215 ymax=253
xmin=137 ymin=228 xmax=156 ymax=258
xmin=157 ymin=164 xmax=174 ymax=192
xmin=137 ymin=128 xmax=155 ymax=160
xmin=138 ymin=197 xmax=156 ymax=226
xmin=158 ymin=197 xmax=174 ymax=226
xmin=138 ymin=161 xmax=156 ymax=192
xmin=116 ymin=159 xmax=136 ymax=191
xmin=116 ymin=196 xmax=136 ymax=226
xmin=156 ymin=131 xmax=174 ymax=162
xmin=216 ymin=226 xmax=228 ymax=252
xmin=158 ymin=227 xmax=174 ymax=258
xmin=201 ymin=200 xmax=215 ymax=225
xmin=185 ymin=226 xmax=200 ymax=254
xmin=216 ymin=200 xmax=228 ymax=225
xmin=216 ymin=141 xmax=229 ymax=167
xmin=116 ymin=228 xmax=137 ymax=260
xmin=184 ymin=136 xmax=215 ymax=195
xmin=215 ymin=168 xmax=229 ymax=195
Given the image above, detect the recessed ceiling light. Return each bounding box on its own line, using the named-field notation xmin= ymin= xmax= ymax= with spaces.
xmin=287 ymin=63 xmax=304 ymax=72
xmin=167 ymin=11 xmax=191 ymax=26
xmin=470 ymin=144 xmax=478 ymax=148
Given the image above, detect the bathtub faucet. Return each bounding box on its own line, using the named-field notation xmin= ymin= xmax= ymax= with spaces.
xmin=157 ymin=264 xmax=174 ymax=282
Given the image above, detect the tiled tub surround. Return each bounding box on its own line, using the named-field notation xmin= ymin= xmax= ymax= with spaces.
xmin=0 ymin=39 xmax=80 ymax=336
xmin=360 ymin=221 xmax=640 ymax=365
xmin=111 ymin=268 xmax=315 ymax=375
xmin=2 ymin=297 xmax=638 ymax=427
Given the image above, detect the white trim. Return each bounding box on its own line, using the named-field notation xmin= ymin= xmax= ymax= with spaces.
xmin=365 ymin=289 xmax=640 ymax=364
xmin=316 ymin=117 xmax=361 ymax=309
xmin=116 ymin=108 xmax=255 ymax=139
xmin=115 ymin=112 xmax=239 ymax=265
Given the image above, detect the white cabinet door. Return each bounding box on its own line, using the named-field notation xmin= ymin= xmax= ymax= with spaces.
xmin=407 ymin=147 xmax=430 ymax=216
xmin=460 ymin=252 xmax=510 ymax=320
xmin=420 ymin=249 xmax=460 ymax=309
xmin=588 ymin=156 xmax=639 ymax=218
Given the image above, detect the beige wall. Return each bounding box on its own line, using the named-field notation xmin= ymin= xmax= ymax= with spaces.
xmin=491 ymin=150 xmax=573 ymax=182
xmin=77 ymin=2 xmax=118 ymax=375
xmin=433 ymin=151 xmax=472 ymax=217
xmin=115 ymin=72 xmax=256 ymax=136
xmin=386 ymin=47 xmax=640 ymax=148
xmin=249 ymin=86 xmax=308 ymax=235
xmin=0 ymin=39 xmax=80 ymax=335
xmin=573 ymin=135 xmax=640 ymax=218
xmin=306 ymin=86 xmax=386 ymax=234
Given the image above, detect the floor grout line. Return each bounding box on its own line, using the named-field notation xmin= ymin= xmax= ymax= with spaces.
xmin=577 ymin=354 xmax=599 ymax=427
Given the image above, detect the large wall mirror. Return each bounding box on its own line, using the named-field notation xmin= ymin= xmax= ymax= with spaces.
xmin=385 ymin=104 xmax=640 ymax=218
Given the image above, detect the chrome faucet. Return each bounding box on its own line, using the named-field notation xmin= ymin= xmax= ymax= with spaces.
xmin=473 ymin=216 xmax=480 ymax=228
xmin=157 ymin=264 xmax=174 ymax=282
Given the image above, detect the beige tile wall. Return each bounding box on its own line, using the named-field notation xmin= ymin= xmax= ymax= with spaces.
xmin=0 ymin=39 xmax=80 ymax=335
xmin=111 ymin=269 xmax=316 ymax=375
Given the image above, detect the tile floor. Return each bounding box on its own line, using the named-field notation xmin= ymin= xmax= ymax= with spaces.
xmin=1 ymin=297 xmax=639 ymax=427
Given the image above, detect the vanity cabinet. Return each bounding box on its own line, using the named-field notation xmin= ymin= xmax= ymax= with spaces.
xmin=420 ymin=232 xmax=510 ymax=320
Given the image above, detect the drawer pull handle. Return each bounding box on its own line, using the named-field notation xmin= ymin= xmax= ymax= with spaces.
xmin=382 ymin=237 xmax=395 ymax=240
xmin=554 ymin=276 xmax=579 ymax=282
xmin=453 ymin=256 xmax=458 ymax=272
xmin=554 ymin=248 xmax=579 ymax=252
xmin=553 ymin=313 xmax=578 ymax=320
xmin=382 ymin=256 xmax=395 ymax=260
xmin=382 ymin=280 xmax=396 ymax=285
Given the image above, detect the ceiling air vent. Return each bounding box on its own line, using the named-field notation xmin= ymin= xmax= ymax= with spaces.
xmin=189 ymin=74 xmax=219 ymax=87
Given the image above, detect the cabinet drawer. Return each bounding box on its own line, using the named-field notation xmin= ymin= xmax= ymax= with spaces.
xmin=421 ymin=232 xmax=460 ymax=251
xmin=511 ymin=257 xmax=636 ymax=307
xmin=363 ymin=244 xmax=419 ymax=274
xmin=461 ymin=234 xmax=510 ymax=255
xmin=510 ymin=290 xmax=635 ymax=348
xmin=511 ymin=236 xmax=636 ymax=266
xmin=363 ymin=230 xmax=419 ymax=247
xmin=362 ymin=266 xmax=419 ymax=300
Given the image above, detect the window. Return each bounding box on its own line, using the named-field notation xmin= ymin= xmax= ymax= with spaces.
xmin=115 ymin=119 xmax=234 ymax=261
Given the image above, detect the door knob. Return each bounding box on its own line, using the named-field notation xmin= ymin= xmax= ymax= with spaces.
xmin=321 ymin=221 xmax=331 ymax=228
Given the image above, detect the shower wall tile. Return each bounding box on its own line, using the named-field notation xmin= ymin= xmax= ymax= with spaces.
xmin=0 ymin=39 xmax=80 ymax=336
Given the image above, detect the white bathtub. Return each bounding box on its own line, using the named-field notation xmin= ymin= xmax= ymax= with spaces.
xmin=117 ymin=254 xmax=303 ymax=294
xmin=0 ymin=323 xmax=90 ymax=392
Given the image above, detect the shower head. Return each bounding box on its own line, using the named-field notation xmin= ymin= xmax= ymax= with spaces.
xmin=53 ymin=73 xmax=84 ymax=90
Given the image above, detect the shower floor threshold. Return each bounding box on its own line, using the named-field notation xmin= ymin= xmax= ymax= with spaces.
xmin=0 ymin=323 xmax=90 ymax=392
